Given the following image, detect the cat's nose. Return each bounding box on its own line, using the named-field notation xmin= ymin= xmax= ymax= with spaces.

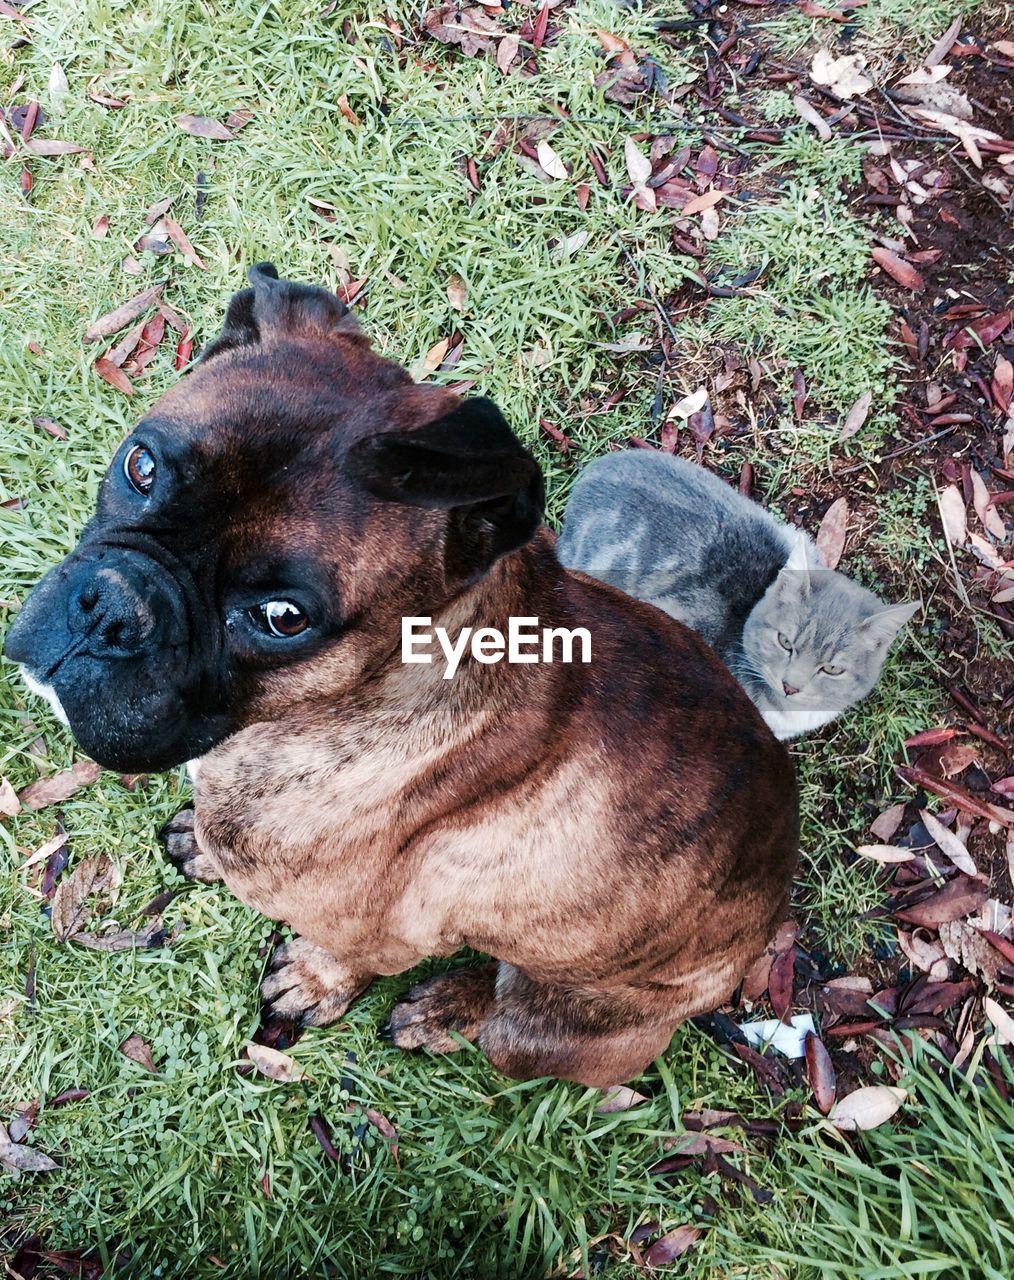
xmin=782 ymin=682 xmax=799 ymax=697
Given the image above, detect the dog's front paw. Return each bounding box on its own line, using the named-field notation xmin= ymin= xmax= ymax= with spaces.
xmin=261 ymin=937 xmax=372 ymax=1026
xmin=159 ymin=808 xmax=223 ymax=883
xmin=382 ymin=964 xmax=497 ymax=1052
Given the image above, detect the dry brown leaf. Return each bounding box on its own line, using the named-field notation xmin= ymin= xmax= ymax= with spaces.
xmin=920 ymin=808 xmax=977 ymax=876
xmin=938 ymin=483 xmax=968 ymax=546
xmin=20 ymin=832 xmax=68 ymax=872
xmin=595 ymin=1085 xmax=649 ymax=1112
xmin=793 ymin=95 xmax=832 ymax=141
xmin=872 ymin=246 xmax=925 ymax=290
xmin=938 ymin=919 xmax=1004 ymax=985
xmin=83 ymin=285 xmax=163 ymax=343
xmin=896 ymin=927 xmax=949 ymax=978
xmin=0 ymin=776 xmax=22 ymax=817
xmin=50 ymin=854 xmax=120 ymax=941
xmin=643 ymin=1225 xmax=702 ymax=1266
xmin=94 ymin=357 xmax=135 ymax=396
xmin=73 ymin=920 xmax=170 ymax=951
xmin=681 ymin=189 xmax=725 ymax=217
xmin=870 ymin=802 xmax=906 ymax=842
xmin=536 ymin=140 xmax=568 ymax=181
xmin=119 ymin=1032 xmax=157 ymax=1072
xmin=176 ymin=114 xmax=234 ymax=141
xmin=0 ymin=1123 xmax=57 ymax=1173
xmin=245 ymin=1042 xmax=306 ymax=1082
xmin=804 ymin=1032 xmax=836 ymax=1113
xmin=496 ymin=34 xmax=520 ymax=75
xmin=829 ymin=1085 xmax=906 ymax=1131
xmin=23 ymin=137 xmax=86 ymax=156
xmin=816 ymin=497 xmax=849 ymax=569
xmin=446 ymin=273 xmax=467 ymax=313
xmin=19 ymin=760 xmax=103 ymax=810
xmin=970 ymin=469 xmax=1007 ymax=541
xmin=839 ymin=390 xmax=873 ymax=442
xmin=669 ymin=387 xmax=708 ymax=420
xmin=164 ymin=216 xmax=206 ymax=270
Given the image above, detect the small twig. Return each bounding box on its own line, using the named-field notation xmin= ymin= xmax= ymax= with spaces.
xmin=835 ymin=425 xmax=958 ymax=473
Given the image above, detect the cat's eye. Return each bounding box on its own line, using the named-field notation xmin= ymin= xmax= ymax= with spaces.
xmin=821 ymin=663 xmax=844 ymax=676
xmin=777 ymin=633 xmax=792 ymax=650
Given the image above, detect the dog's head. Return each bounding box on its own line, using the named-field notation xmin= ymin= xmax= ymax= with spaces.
xmin=5 ymin=264 xmax=544 ymax=772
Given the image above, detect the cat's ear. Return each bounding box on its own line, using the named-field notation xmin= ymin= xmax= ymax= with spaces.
xmin=779 ymin=532 xmax=819 ymax=592
xmin=859 ymin=600 xmax=919 ymax=646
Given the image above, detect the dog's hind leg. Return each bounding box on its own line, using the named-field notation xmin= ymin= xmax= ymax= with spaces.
xmin=477 ymin=965 xmax=679 ymax=1088
xmin=159 ymin=808 xmax=224 ymax=884
xmin=261 ymin=936 xmax=374 ymax=1026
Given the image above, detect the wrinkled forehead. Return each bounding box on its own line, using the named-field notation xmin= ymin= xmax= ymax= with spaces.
xmin=153 ymin=331 xmax=455 ymax=445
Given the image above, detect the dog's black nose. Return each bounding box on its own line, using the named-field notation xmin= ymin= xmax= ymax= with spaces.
xmin=68 ymin=563 xmax=160 ymax=654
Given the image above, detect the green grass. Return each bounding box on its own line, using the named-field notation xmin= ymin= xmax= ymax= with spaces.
xmin=1 ymin=0 xmax=1006 ymax=1277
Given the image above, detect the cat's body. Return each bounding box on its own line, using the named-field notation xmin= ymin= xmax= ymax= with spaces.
xmin=557 ymin=452 xmax=917 ymax=740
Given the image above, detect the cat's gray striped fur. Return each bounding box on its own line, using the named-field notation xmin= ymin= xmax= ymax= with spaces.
xmin=556 ymin=451 xmax=917 ymax=740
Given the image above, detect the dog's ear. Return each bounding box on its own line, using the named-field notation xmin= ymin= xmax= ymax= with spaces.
xmin=347 ymin=397 xmax=545 ymax=570
xmin=201 ymin=262 xmax=358 ymax=363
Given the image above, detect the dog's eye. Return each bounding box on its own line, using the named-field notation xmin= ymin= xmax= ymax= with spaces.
xmin=251 ymin=600 xmax=309 ymax=638
xmin=124 ymin=445 xmax=156 ymax=496
xmin=777 ymin=633 xmax=793 ymax=650
xmin=821 ymin=662 xmax=844 ymax=675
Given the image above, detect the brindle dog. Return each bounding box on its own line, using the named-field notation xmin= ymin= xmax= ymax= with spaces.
xmin=5 ymin=265 xmax=798 ymax=1087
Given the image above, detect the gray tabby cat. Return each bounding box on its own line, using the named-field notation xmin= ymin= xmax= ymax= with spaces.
xmin=556 ymin=451 xmax=918 ymax=740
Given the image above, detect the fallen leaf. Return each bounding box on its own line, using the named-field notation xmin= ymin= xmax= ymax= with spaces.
xmin=20 ymin=832 xmax=68 ymax=872
xmin=742 ymin=919 xmax=798 ymax=1001
xmin=50 ymin=854 xmax=120 ymax=941
xmin=897 ymin=764 xmax=1014 ymax=826
xmin=0 ymin=776 xmax=22 ymax=817
xmin=856 ymin=843 xmax=916 ymax=863
xmin=23 ymin=137 xmax=86 ymax=157
xmin=72 ymin=920 xmax=170 ymax=951
xmin=983 ymin=996 xmax=1014 ymax=1045
xmin=768 ymin=941 xmax=796 ymax=1022
xmin=893 ymin=875 xmax=989 ymax=927
xmin=810 ymin=48 xmax=874 ymax=98
xmin=643 ymin=1225 xmax=702 ymax=1266
xmin=596 ymin=1085 xmax=648 ymax=1112
xmin=18 ymin=760 xmax=102 ymax=810
xmin=496 ymin=34 xmax=520 ymax=75
xmin=423 ymin=4 xmax=500 ymax=56
xmin=920 ymin=808 xmax=977 ymax=875
xmin=94 ymin=357 xmax=135 ymax=396
xmin=623 ymin=135 xmax=652 ymax=189
xmin=896 ymin=65 xmax=951 ymax=86
xmin=83 ymin=285 xmax=162 ymax=343
xmin=164 ymin=216 xmax=206 ymax=270
xmin=48 ymin=62 xmax=68 ymax=110
xmin=793 ymin=95 xmax=832 ymax=142
xmin=829 ymin=1085 xmax=906 ymax=1131
xmin=872 ymin=247 xmax=925 ymax=290
xmin=897 ymin=927 xmax=949 ymax=977
xmin=938 ymin=919 xmax=1005 ymax=984
xmin=535 ymin=140 xmax=568 ymax=181
xmin=804 ymin=1032 xmax=836 ymax=1113
xmin=669 ymin=387 xmax=708 ymax=419
xmin=364 ymin=1107 xmax=399 ymax=1166
xmin=839 ymin=390 xmax=873 ymax=441
xmin=0 ymin=1123 xmax=57 ymax=1173
xmin=870 ymin=802 xmax=906 ymax=842
xmin=446 ymin=273 xmax=467 ymax=313
xmin=680 ymin=189 xmax=725 ymax=217
xmin=938 ymin=484 xmax=968 ymax=546
xmin=938 ymin=743 xmax=980 ymax=778
xmin=176 ymin=114 xmax=234 ymax=141
xmin=335 ymin=93 xmax=361 ymax=126
xmin=118 ymin=1032 xmax=156 ymax=1072
xmin=245 ymin=1042 xmax=305 ymax=1082
xmin=970 ymin=469 xmax=1007 ymax=540
xmin=816 ymin=497 xmax=848 ymax=569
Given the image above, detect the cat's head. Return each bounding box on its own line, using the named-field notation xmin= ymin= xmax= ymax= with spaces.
xmin=741 ymin=535 xmax=917 ymax=729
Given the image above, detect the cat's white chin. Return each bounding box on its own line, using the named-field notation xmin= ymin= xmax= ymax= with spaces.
xmin=755 ymin=695 xmax=839 ymax=741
